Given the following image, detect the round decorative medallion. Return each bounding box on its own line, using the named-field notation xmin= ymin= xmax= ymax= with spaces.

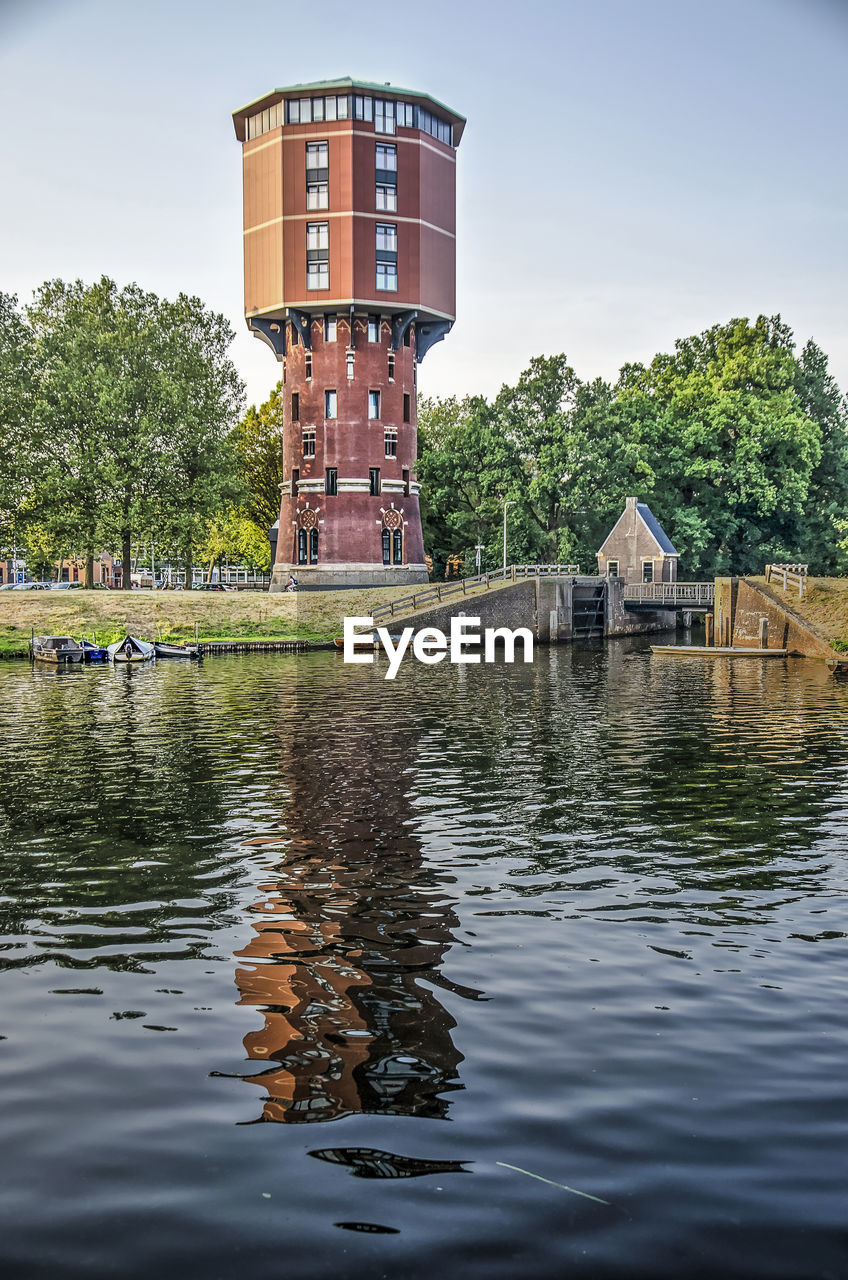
xmin=298 ymin=508 xmax=319 ymax=530
xmin=382 ymin=509 xmax=403 ymax=531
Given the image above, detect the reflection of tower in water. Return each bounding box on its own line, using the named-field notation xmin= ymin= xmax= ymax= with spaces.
xmin=235 ymin=696 xmax=479 ymax=1123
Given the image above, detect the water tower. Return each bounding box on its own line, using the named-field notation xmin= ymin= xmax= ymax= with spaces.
xmin=232 ymin=78 xmax=465 ymax=588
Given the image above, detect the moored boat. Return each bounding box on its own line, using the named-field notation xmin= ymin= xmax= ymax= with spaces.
xmin=153 ymin=642 xmax=202 ymax=659
xmin=79 ymin=639 xmax=108 ymax=663
xmin=107 ymin=636 xmax=155 ymax=663
xmin=651 ymin=644 xmax=788 ymax=658
xmin=31 ymin=635 xmax=86 ymax=664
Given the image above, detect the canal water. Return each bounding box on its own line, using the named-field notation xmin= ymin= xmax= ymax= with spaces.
xmin=0 ymin=641 xmax=847 ymax=1279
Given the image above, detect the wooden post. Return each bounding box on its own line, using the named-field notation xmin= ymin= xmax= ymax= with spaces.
xmin=759 ymin=617 xmax=768 ymax=649
xmin=705 ymin=614 xmax=714 ymax=646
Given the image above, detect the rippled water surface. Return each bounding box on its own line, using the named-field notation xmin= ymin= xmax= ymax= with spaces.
xmin=1 ymin=641 xmax=847 ymax=1279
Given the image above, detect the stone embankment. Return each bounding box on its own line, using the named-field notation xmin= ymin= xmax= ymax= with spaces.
xmin=714 ymin=577 xmax=848 ymax=669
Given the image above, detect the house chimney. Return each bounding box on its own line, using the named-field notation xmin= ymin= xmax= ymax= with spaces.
xmin=625 ymin=496 xmax=637 ymax=511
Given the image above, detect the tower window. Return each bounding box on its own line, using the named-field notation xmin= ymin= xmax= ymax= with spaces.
xmin=292 ymin=392 xmax=300 ymax=421
xmin=305 ymin=354 xmax=312 ymax=380
xmin=382 ymin=528 xmax=391 ymax=565
xmin=403 ymin=393 xmax=410 ymax=423
xmin=384 ymin=430 xmax=397 ymax=458
xmin=393 ymin=529 xmax=403 ymax=564
xmin=368 ymin=315 xmax=380 ymax=343
xmin=324 ymin=314 xmax=337 ymax=342
xmin=387 ymin=353 xmax=395 ymax=381
xmin=307 ymin=182 xmax=328 ymax=210
xmin=376 ymin=143 xmax=397 ymax=177
xmin=376 ymin=262 xmax=397 ymax=292
xmin=302 ymin=429 xmax=316 ymax=457
xmin=325 ymin=389 xmax=337 ymax=419
xmin=306 ymin=221 xmax=329 ymax=290
xmin=325 ymin=467 xmax=338 ymax=496
xmin=369 ymin=467 xmax=381 ymax=496
xmin=346 ymin=353 xmax=355 ymax=380
xmin=368 ymin=390 xmax=381 ymax=419
xmin=376 ymin=223 xmax=397 ymax=254
xmin=298 ymin=529 xmax=307 ymax=564
xmin=309 ymin=529 xmax=319 ymax=564
xmin=305 ymin=141 xmax=328 ymax=176
xmin=376 ymin=183 xmax=397 ymax=212
xmin=374 ymin=99 xmax=396 ymax=135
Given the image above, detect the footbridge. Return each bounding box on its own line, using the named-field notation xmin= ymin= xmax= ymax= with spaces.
xmin=370 ymin=564 xmax=692 ymax=643
xmin=622 ymin=582 xmax=714 ymax=612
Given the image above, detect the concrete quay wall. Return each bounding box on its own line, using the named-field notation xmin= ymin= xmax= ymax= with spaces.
xmin=715 ymin=577 xmax=838 ymax=660
xmin=384 ymin=576 xmax=674 ymax=643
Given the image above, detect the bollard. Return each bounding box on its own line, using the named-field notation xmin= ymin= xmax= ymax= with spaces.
xmin=705 ymin=614 xmax=714 ymax=646
xmin=759 ymin=617 xmax=769 ymax=649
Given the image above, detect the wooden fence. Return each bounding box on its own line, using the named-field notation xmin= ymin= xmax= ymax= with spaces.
xmin=765 ymin=564 xmax=808 ymax=598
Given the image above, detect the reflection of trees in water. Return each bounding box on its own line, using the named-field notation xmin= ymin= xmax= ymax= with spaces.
xmin=0 ymin=664 xmax=245 ymax=971
xmin=235 ymin=689 xmax=479 ymax=1124
xmin=373 ymin=647 xmax=848 ymax=921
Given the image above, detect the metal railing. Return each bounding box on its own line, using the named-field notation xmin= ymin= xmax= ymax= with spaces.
xmin=371 ymin=563 xmax=581 ymax=624
xmin=623 ymin=581 xmax=715 ymax=604
xmin=765 ymin=564 xmax=808 ymax=598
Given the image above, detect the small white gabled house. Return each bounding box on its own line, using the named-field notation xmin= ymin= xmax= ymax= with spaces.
xmin=596 ymin=497 xmax=679 ymax=584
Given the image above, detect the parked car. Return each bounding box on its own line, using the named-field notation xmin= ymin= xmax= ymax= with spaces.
xmin=50 ymin=582 xmax=84 ymax=590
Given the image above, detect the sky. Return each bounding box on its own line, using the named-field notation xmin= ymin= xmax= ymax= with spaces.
xmin=1 ymin=0 xmax=846 ymax=412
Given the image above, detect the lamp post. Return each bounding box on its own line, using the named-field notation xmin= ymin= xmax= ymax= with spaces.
xmin=502 ymin=500 xmax=514 ymax=575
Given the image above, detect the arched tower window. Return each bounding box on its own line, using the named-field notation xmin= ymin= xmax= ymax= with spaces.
xmin=392 ymin=529 xmax=403 ymax=565
xmin=309 ymin=529 xmax=319 ymax=563
xmin=382 ymin=528 xmax=391 ymax=565
xmin=298 ymin=529 xmax=307 ymax=565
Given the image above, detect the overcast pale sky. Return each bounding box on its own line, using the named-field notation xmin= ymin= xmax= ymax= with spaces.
xmin=1 ymin=0 xmax=846 ymax=411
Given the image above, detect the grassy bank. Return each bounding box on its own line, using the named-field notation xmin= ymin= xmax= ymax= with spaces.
xmin=0 ymin=586 xmax=416 ymax=656
xmin=750 ymin=576 xmax=848 ymax=650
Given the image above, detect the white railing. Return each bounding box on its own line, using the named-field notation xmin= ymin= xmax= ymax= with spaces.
xmin=623 ymin=581 xmax=715 ymax=605
xmin=372 ymin=563 xmax=581 ymax=624
xmin=765 ymin=564 xmax=808 ymax=598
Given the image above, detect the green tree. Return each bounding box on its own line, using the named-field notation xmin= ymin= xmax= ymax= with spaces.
xmin=231 ymin=383 xmax=285 ymax=533
xmin=789 ymin=339 xmax=848 ymax=574
xmin=26 ymin=278 xmax=243 ymax=589
xmin=0 ymin=293 xmax=37 ymax=557
xmin=618 ymin=316 xmax=822 ymax=577
xmin=417 ymin=394 xmax=506 ymax=571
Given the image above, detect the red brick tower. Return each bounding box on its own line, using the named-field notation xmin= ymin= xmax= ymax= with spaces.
xmin=232 ymin=78 xmax=465 ymax=588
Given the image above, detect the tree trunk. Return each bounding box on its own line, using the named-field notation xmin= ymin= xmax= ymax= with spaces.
xmin=122 ymin=532 xmax=132 ymax=590
xmin=84 ymin=553 xmax=94 ymax=590
xmin=183 ymin=549 xmax=193 ymax=591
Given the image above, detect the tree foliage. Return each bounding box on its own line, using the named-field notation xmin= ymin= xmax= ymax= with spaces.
xmin=17 ymin=277 xmax=243 ymax=586
xmin=418 ymin=317 xmax=847 ymax=578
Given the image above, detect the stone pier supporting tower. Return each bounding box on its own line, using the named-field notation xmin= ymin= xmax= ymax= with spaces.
xmin=232 ymin=78 xmax=465 ymax=589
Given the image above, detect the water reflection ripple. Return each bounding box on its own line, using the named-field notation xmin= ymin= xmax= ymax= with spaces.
xmin=1 ymin=645 xmax=847 ymax=1279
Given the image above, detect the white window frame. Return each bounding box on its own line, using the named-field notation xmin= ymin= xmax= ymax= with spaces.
xmin=376 ymin=262 xmax=398 ymax=292
xmin=368 ymin=390 xmax=381 ymax=420
xmin=376 ymin=184 xmax=397 ymax=212
xmin=325 ymin=389 xmax=337 ymax=419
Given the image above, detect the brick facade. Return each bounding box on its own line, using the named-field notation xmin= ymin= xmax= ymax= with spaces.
xmin=233 ymin=78 xmax=465 ymax=589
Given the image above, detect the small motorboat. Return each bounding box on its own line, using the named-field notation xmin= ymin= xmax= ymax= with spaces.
xmin=154 ymin=641 xmax=202 ymax=659
xmin=31 ymin=635 xmax=85 ymax=664
xmin=650 ymin=644 xmax=788 ymax=658
xmin=107 ymin=635 xmax=155 ymax=663
xmin=79 ymin=639 xmax=108 ymax=663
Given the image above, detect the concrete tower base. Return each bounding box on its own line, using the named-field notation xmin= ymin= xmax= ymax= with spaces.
xmin=270 ymin=562 xmax=429 ymax=591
